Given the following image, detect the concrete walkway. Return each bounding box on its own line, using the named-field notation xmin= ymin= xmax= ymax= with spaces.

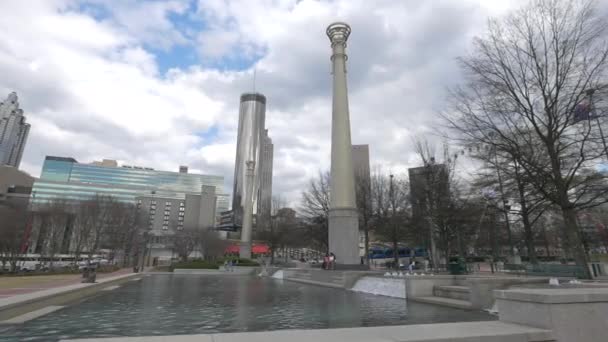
xmin=0 ymin=270 xmax=139 ymax=322
xmin=62 ymin=321 xmax=553 ymax=342
xmin=0 ymin=268 xmax=133 ymax=299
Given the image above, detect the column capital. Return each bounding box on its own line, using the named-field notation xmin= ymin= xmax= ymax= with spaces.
xmin=327 ymin=22 xmax=351 ymax=47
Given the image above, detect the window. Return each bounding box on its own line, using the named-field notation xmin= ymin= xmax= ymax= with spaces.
xmin=162 ymin=225 xmax=168 ymax=230
xmin=178 ymin=216 xmax=184 ymax=221
xmin=165 ymin=201 xmax=171 ymax=206
xmin=151 ymin=200 xmax=156 ymax=205
xmin=179 ymin=207 xmax=185 ymax=212
xmin=164 ymin=215 xmax=169 ymax=220
xmin=180 ymin=202 xmax=185 ymax=207
xmin=179 ymin=212 xmax=184 ymax=217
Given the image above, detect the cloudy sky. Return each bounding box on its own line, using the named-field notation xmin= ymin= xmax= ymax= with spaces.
xmin=0 ymin=0 xmax=531 ymax=205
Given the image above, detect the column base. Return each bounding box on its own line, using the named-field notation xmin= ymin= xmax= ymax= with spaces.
xmin=329 ymin=207 xmax=360 ymax=265
xmin=240 ymin=242 xmax=251 ymax=259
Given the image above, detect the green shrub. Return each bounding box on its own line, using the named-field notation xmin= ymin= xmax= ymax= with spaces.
xmin=171 ymin=260 xmax=220 ymax=270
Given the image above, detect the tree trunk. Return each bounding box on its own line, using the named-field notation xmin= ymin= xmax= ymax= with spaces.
xmin=561 ymin=207 xmax=592 ymax=279
xmin=516 ymin=178 xmax=538 ymax=264
xmin=363 ymin=222 xmax=370 ymax=266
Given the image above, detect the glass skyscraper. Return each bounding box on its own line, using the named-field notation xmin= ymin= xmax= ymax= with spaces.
xmin=32 ymin=156 xmax=229 ymax=214
xmin=0 ymin=92 xmax=30 ymax=168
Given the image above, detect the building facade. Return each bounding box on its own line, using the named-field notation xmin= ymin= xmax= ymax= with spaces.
xmin=32 ymin=156 xmax=228 ymax=214
xmin=136 ymin=185 xmax=217 ymax=263
xmin=352 ymin=144 xmax=371 ymax=258
xmin=0 ymin=92 xmax=30 ymax=168
xmin=231 ymin=93 xmax=267 ymax=229
xmin=27 ymin=156 xmax=228 ymax=259
xmin=257 ymin=129 xmax=273 ymax=232
xmin=352 ymin=144 xmax=370 ymax=183
xmin=0 ymin=165 xmax=34 ymax=206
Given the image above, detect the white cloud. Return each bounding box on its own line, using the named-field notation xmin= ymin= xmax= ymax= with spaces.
xmin=0 ymin=0 xmax=531 ymax=207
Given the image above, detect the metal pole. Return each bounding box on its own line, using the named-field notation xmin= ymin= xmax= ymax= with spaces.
xmin=493 ymin=148 xmax=515 ymax=257
xmin=588 ymin=89 xmax=608 ymax=159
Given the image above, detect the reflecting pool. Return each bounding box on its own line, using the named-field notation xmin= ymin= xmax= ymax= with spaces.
xmin=0 ymin=275 xmax=495 ymax=341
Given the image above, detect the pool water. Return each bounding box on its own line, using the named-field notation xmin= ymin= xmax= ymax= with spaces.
xmin=0 ymin=275 xmax=495 ymax=341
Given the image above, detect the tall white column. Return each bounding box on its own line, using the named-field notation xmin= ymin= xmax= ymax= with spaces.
xmin=240 ymin=160 xmax=255 ymax=259
xmin=327 ymin=22 xmax=360 ymax=266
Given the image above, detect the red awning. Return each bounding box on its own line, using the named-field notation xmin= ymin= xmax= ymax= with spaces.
xmin=252 ymin=244 xmax=270 ymax=254
xmin=225 ymin=245 xmax=240 ymax=253
xmin=224 ymin=244 xmax=269 ymax=255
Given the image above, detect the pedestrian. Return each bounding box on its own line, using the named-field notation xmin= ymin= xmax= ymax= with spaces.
xmin=323 ymin=253 xmax=329 ymax=270
xmin=329 ymin=252 xmax=336 ymax=270
xmin=408 ymin=259 xmax=415 ymax=273
xmin=423 ymin=258 xmax=429 ymax=272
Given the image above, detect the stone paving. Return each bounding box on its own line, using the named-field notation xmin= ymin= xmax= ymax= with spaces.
xmin=0 ymin=268 xmax=132 ymax=298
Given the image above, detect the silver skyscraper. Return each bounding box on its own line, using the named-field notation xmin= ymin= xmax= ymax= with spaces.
xmin=257 ymin=129 xmax=273 ymax=231
xmin=232 ymin=93 xmax=266 ymax=228
xmin=0 ymin=92 xmax=30 ymax=168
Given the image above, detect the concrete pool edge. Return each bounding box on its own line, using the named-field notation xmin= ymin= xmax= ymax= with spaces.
xmin=0 ymin=272 xmax=140 ymax=322
xmin=60 ymin=321 xmax=554 ymax=342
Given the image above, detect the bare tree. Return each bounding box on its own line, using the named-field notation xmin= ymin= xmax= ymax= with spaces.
xmin=0 ymin=201 xmax=29 ymax=272
xmin=173 ymin=225 xmax=198 ymax=262
xmin=36 ymin=200 xmax=71 ymax=269
xmin=103 ymin=201 xmax=139 ymax=265
xmin=444 ymin=0 xmax=608 ymax=278
xmin=412 ymin=139 xmax=462 ymax=267
xmin=82 ymin=195 xmax=113 ymax=263
xmin=257 ymin=195 xmax=288 ymax=264
xmin=355 ymin=169 xmax=374 ymax=264
xmin=372 ymin=172 xmax=410 ymax=267
xmin=300 ymin=171 xmax=331 ymax=251
xmin=198 ymin=229 xmax=229 ymax=260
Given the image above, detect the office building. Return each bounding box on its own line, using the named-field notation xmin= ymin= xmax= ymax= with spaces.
xmin=352 ymin=144 xmax=370 ymax=184
xmin=231 ymin=93 xmax=266 ymax=229
xmin=0 ymin=92 xmax=30 ymax=168
xmin=136 ymin=185 xmax=217 ymax=264
xmin=408 ymin=163 xmax=449 ymax=220
xmin=31 ymin=156 xmax=229 ymax=214
xmin=257 ymin=129 xmax=273 ymax=232
xmin=27 ymin=156 xmax=228 ymax=259
xmin=352 ymin=144 xmax=370 ymax=257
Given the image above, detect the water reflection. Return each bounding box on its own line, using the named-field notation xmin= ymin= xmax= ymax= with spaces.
xmin=0 ymin=275 xmax=494 ymax=341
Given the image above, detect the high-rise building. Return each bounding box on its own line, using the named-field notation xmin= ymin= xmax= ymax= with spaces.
xmin=231 ymin=93 xmax=266 ymax=229
xmin=352 ymin=144 xmax=370 ymax=184
xmin=0 ymin=92 xmax=30 ymax=168
xmin=408 ymin=163 xmax=449 ymax=220
xmin=257 ymin=129 xmax=273 ymax=231
xmin=352 ymin=144 xmax=370 ymax=257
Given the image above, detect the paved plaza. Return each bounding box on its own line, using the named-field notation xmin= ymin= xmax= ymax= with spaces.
xmin=0 ymin=269 xmax=132 ymax=299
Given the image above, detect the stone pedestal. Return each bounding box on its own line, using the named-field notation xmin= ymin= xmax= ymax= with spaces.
xmin=328 ymin=207 xmax=360 ymax=265
xmin=496 ymin=287 xmax=608 ymax=342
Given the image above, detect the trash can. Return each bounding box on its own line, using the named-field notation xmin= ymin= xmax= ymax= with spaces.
xmin=448 ymin=259 xmax=467 ymax=275
xmin=81 ymin=266 xmax=97 ymax=283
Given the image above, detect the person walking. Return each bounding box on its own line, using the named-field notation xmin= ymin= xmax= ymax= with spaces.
xmin=329 ymin=253 xmax=336 ymax=270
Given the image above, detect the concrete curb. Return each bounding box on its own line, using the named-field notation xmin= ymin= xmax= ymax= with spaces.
xmin=0 ymin=272 xmax=139 ymax=322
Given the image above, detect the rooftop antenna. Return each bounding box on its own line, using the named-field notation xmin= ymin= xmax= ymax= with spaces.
xmin=252 ymin=66 xmax=257 ymax=94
